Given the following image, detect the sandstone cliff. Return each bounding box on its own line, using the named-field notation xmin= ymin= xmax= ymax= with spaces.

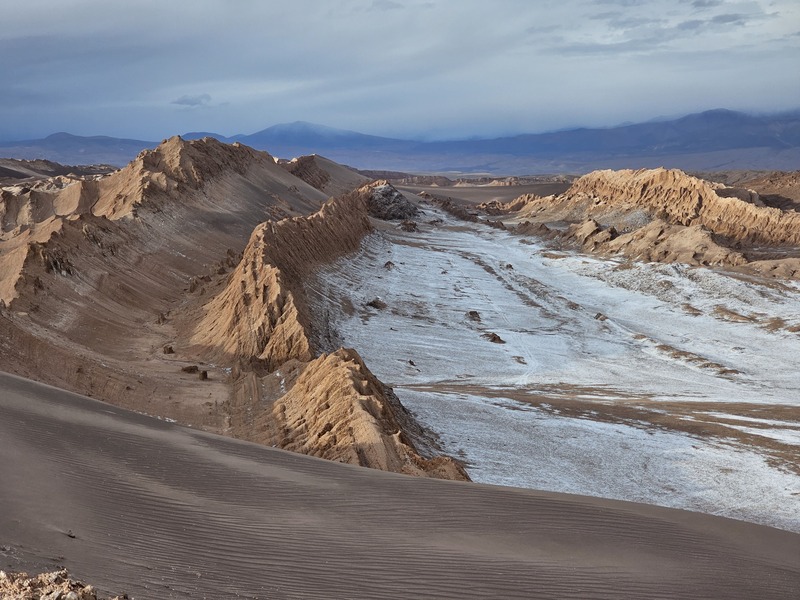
xmin=259 ymin=349 xmax=468 ymax=479
xmin=192 ymin=190 xmax=371 ymax=368
xmin=192 ymin=184 xmax=466 ymax=480
xmin=507 ymin=168 xmax=800 ymax=276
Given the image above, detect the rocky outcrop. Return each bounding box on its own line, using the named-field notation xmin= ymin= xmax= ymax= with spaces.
xmin=509 ymin=168 xmax=800 ymax=275
xmin=568 ymin=218 xmax=746 ymax=267
xmin=549 ymin=168 xmax=800 ymax=246
xmin=262 ymin=349 xmax=468 ymax=480
xmin=192 ymin=192 xmax=371 ymax=368
xmin=361 ymin=180 xmax=419 ymax=220
xmin=478 ymin=196 xmax=533 ymax=215
xmin=193 ymin=190 xmax=467 ymax=480
xmin=0 ymin=569 xmax=124 ymax=600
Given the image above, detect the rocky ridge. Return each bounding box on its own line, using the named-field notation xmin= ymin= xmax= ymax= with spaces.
xmin=363 ymin=180 xmax=420 ymax=220
xmin=1 ymin=136 xmax=323 ymax=306
xmin=193 ymin=182 xmax=467 ymax=479
xmin=281 ymin=154 xmax=369 ymax=198
xmin=502 ymin=168 xmax=800 ymax=277
xmin=1 ymin=141 xmax=465 ymax=479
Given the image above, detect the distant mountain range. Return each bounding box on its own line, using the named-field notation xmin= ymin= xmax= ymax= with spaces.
xmin=2 ymin=109 xmax=798 ymax=174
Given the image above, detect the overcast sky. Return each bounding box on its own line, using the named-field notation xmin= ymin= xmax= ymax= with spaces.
xmin=1 ymin=0 xmax=798 ymax=141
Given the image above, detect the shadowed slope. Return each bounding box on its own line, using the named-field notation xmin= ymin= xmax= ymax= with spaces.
xmin=0 ymin=137 xmax=328 ymax=425
xmin=1 ymin=372 xmax=798 ymax=600
xmin=191 ymin=183 xmax=466 ymax=479
xmin=281 ymin=154 xmax=369 ymax=197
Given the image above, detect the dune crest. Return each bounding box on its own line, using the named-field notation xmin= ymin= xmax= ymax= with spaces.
xmin=2 ymin=141 xmax=463 ymax=478
xmin=0 ymin=136 xmax=323 ymax=306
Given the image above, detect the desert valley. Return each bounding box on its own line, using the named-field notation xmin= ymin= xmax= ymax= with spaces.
xmin=1 ymin=131 xmax=799 ymax=598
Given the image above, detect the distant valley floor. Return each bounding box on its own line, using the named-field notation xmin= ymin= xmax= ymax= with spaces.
xmin=311 ymin=196 xmax=800 ymax=532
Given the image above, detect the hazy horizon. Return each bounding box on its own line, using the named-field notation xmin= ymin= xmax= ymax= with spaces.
xmin=2 ymin=0 xmax=799 ymax=142
xmin=3 ymin=105 xmax=800 ymax=146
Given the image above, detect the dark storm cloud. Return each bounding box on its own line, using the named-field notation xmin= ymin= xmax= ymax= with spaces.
xmin=172 ymin=94 xmax=212 ymax=107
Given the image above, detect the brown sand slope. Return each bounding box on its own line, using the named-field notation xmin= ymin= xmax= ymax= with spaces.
xmin=2 ymin=372 xmax=798 ymax=600
xmin=0 ymin=136 xmax=328 ymax=428
xmin=739 ymin=170 xmax=800 ymax=211
xmin=506 ymin=168 xmax=800 ymax=277
xmin=281 ymin=154 xmax=369 ymax=197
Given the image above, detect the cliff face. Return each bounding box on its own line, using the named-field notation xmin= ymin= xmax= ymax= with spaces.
xmin=192 ymin=185 xmax=466 ymax=480
xmin=510 ymin=168 xmax=800 ymax=276
xmin=563 ymin=168 xmax=800 ymax=247
xmin=0 ymin=136 xmax=326 ymax=306
xmin=261 ymin=349 xmax=468 ymax=479
xmin=192 ymin=191 xmax=371 ymax=368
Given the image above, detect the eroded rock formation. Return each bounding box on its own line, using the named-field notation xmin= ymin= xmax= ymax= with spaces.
xmin=0 ymin=569 xmax=124 ymax=600
xmin=1 ymin=140 xmax=464 ymax=480
xmin=193 ymin=185 xmax=466 ymax=480
xmin=362 ymin=180 xmax=420 ymax=220
xmin=505 ymin=168 xmax=800 ymax=276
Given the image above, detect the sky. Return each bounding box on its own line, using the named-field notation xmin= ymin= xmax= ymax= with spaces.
xmin=1 ymin=0 xmax=798 ymax=141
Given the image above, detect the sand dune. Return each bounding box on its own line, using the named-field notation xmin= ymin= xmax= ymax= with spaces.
xmin=2 ymin=372 xmax=798 ymax=600
xmin=281 ymin=153 xmax=370 ymax=198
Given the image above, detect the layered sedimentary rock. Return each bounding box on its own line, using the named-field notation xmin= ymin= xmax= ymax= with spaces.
xmin=193 ymin=183 xmax=467 ymax=480
xmin=1 ymin=142 xmax=464 ymax=479
xmin=0 ymin=136 xmax=323 ymax=306
xmin=262 ymin=349 xmax=468 ymax=479
xmin=192 ymin=190 xmax=371 ymax=368
xmin=506 ymin=168 xmax=800 ymax=276
xmin=561 ymin=169 xmax=800 ymax=246
xmin=0 ymin=143 xmax=466 ymax=479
